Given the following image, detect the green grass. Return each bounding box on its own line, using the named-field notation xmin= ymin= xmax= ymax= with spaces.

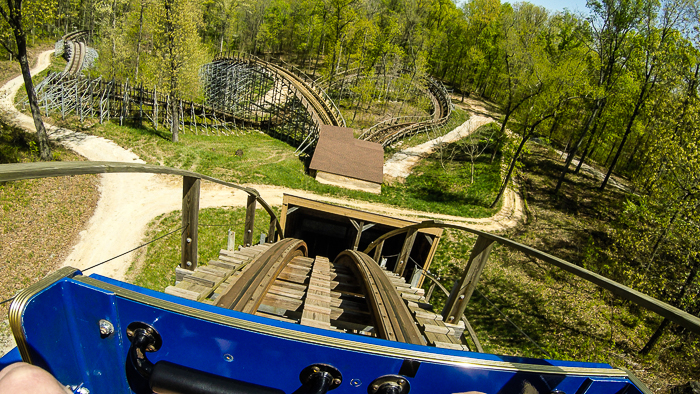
xmin=130 ymin=206 xmax=277 ymax=291
xmin=422 ymin=143 xmax=700 ymax=389
xmin=384 ymin=108 xmax=472 ymax=156
xmin=43 ymin=113 xmax=501 ymax=218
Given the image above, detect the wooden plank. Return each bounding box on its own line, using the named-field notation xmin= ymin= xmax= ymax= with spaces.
xmin=209 ymin=259 xmax=239 ymax=271
xmin=268 ymin=284 xmax=306 ymax=299
xmin=260 ymin=293 xmax=304 ymax=311
xmin=280 ymin=195 xmax=442 ymax=236
xmin=183 ymin=272 xmax=221 ymax=288
xmin=164 ymin=286 xmax=199 ymax=300
xmin=400 ymin=293 xmax=423 ymax=302
xmin=301 ymin=257 xmax=332 ymax=330
xmin=175 ymin=267 xmax=193 ymax=282
xmin=181 ymin=176 xmax=200 ymax=270
xmin=197 ymin=265 xmax=229 ymax=278
xmin=277 ymin=271 xmax=309 ymax=284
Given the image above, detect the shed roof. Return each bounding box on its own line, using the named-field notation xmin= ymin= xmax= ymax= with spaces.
xmin=309 ymin=125 xmax=384 ymax=184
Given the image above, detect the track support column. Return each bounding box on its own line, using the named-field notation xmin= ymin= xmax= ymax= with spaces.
xmin=181 ymin=176 xmax=200 ymax=270
xmin=244 ymin=193 xmax=257 ymax=247
xmin=441 ymin=235 xmax=494 ymax=323
xmin=394 ymin=229 xmax=417 ymax=276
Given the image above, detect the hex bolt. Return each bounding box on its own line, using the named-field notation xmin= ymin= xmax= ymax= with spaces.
xmin=333 ymin=378 xmax=342 ymax=386
xmin=186 ymin=237 xmax=192 ymax=243
xmin=459 ymin=295 xmax=465 ymax=300
xmin=186 ymin=261 xmax=192 ymax=267
xmin=98 ymin=319 xmax=114 ymax=336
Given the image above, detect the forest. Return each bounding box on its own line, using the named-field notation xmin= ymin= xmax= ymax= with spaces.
xmin=1 ymin=0 xmax=700 ymax=385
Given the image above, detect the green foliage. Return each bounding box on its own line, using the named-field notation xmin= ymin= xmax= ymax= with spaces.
xmin=131 ymin=206 xmax=276 ymax=291
xmin=0 ymin=0 xmax=57 ymax=53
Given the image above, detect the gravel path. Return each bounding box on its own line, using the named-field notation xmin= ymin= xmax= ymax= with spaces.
xmin=0 ymin=50 xmax=525 ymax=357
xmin=0 ymin=51 xmax=524 ymax=282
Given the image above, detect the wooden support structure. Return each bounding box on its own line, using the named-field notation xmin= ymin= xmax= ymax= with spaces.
xmin=373 ymin=240 xmax=384 ymax=263
xmin=181 ymin=176 xmax=201 ymax=270
xmin=441 ymin=235 xmax=494 ymax=323
xmin=350 ymin=219 xmax=364 ymax=250
xmin=243 ymin=194 xmax=257 ymax=247
xmin=268 ymin=217 xmax=277 ymax=243
xmin=394 ymin=229 xmax=417 ymax=276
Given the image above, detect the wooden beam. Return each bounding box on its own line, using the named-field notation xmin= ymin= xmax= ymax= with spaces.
xmin=181 ymin=176 xmax=200 ymax=270
xmin=394 ymin=229 xmax=417 ymax=276
xmin=364 ymin=220 xmax=700 ymax=335
xmin=281 ymin=194 xmax=442 ymax=235
xmin=268 ymin=217 xmax=277 ymax=243
xmin=441 ymin=235 xmax=493 ymax=323
xmin=243 ymin=194 xmax=257 ymax=247
xmin=373 ymin=240 xmax=384 ymax=263
xmin=350 ymin=219 xmax=363 ymax=250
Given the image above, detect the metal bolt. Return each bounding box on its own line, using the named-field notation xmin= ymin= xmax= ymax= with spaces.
xmin=247 ymin=229 xmax=252 ymax=233
xmin=186 ymin=261 xmax=192 ymax=267
xmin=398 ymin=380 xmax=405 ymax=385
xmin=333 ymin=378 xmax=341 ymax=386
xmin=312 ymin=366 xmax=320 ymax=373
xmin=447 ymin=316 xmax=455 ymax=322
xmin=372 ymin=385 xmax=379 ymax=391
xmin=98 ymin=319 xmax=114 ymax=336
xmin=186 ymin=237 xmax=192 ymax=243
xmin=459 ymin=295 xmax=465 ymax=300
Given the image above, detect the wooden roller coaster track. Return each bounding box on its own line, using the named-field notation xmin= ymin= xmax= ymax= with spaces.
xmin=3 ymin=161 xmax=700 ymax=357
xmin=360 ymin=78 xmax=453 ymax=147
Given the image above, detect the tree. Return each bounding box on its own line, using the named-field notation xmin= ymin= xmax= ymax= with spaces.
xmin=150 ymin=0 xmax=205 ymax=141
xmin=599 ymin=0 xmax=692 ymax=190
xmin=0 ymin=0 xmax=56 ymax=160
xmin=554 ymin=0 xmax=643 ymax=193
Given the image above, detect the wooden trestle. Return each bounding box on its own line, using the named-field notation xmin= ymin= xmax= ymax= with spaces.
xmin=165 ymin=239 xmax=470 ymax=350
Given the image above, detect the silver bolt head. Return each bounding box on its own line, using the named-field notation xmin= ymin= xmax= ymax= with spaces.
xmin=186 ymin=261 xmax=192 ymax=267
xmin=186 ymin=237 xmax=192 ymax=243
xmin=98 ymin=319 xmax=114 ymax=336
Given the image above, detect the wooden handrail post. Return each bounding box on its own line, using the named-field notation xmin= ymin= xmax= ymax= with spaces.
xmin=394 ymin=228 xmax=417 ymax=276
xmin=441 ymin=235 xmax=494 ymax=323
xmin=373 ymin=240 xmax=385 ymax=263
xmin=181 ymin=176 xmax=200 ymax=270
xmin=243 ymin=194 xmax=257 ymax=247
xmin=268 ymin=216 xmax=277 ymax=243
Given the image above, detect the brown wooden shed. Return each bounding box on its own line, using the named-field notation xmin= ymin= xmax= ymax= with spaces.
xmin=309 ymin=125 xmax=384 ymax=194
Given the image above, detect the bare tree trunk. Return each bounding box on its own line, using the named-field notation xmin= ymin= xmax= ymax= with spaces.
xmin=640 ymin=256 xmax=699 ymax=355
xmin=490 ymin=134 xmax=529 ymax=208
xmin=3 ymin=6 xmax=52 ymax=160
xmin=135 ymin=0 xmax=145 ymax=81
xmin=575 ymin=121 xmax=606 ymax=174
xmin=555 ymin=103 xmax=601 ymax=193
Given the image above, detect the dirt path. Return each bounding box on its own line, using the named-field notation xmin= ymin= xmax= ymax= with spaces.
xmin=0 ymin=50 xmax=523 ymax=283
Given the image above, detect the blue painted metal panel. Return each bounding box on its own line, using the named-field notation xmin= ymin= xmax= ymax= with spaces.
xmin=14 ymin=274 xmax=645 ymax=394
xmin=0 ymin=347 xmax=22 ymax=369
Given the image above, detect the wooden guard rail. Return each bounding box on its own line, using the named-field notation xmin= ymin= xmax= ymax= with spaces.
xmin=363 ymin=220 xmax=700 ymax=335
xmin=0 ymin=161 xmax=284 ymax=271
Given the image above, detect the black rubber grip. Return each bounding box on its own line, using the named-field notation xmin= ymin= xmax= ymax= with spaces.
xmin=150 ymin=360 xmax=284 ymax=394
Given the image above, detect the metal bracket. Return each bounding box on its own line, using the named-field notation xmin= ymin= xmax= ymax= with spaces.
xmin=368 ymin=375 xmax=410 ymax=394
